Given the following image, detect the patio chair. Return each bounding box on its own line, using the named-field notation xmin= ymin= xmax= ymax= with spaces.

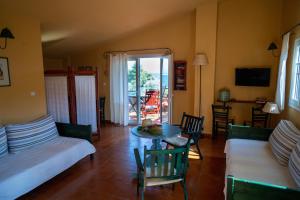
xmin=134 ymin=141 xmax=191 ymax=200
xmin=163 ymin=112 xmax=204 ymax=160
xmin=141 ymin=89 xmax=160 ymax=118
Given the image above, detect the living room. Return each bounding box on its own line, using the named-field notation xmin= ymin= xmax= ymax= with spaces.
xmin=0 ymin=0 xmax=300 ymax=199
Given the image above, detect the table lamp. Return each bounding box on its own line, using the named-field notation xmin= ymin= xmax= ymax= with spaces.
xmin=262 ymin=102 xmax=280 ymax=127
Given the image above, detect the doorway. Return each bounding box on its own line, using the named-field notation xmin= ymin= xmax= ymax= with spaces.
xmin=127 ymin=56 xmax=171 ymax=124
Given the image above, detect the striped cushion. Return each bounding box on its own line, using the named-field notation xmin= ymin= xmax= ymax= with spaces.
xmin=0 ymin=127 xmax=8 ymax=158
xmin=289 ymin=142 xmax=300 ymax=187
xmin=5 ymin=115 xmax=59 ymax=153
xmin=269 ymin=120 xmax=300 ymax=166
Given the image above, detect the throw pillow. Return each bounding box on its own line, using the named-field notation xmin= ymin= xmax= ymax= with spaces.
xmin=0 ymin=127 xmax=8 ymax=158
xmin=269 ymin=120 xmax=300 ymax=166
xmin=6 ymin=115 xmax=59 ymax=153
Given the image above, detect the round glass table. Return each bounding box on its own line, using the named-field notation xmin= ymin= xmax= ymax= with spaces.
xmin=131 ymin=124 xmax=181 ymax=150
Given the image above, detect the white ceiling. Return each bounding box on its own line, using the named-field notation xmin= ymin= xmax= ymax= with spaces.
xmin=1 ymin=0 xmax=204 ymax=57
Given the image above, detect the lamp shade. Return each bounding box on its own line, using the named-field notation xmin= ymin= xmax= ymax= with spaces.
xmin=262 ymin=102 xmax=280 ymax=114
xmin=193 ymin=53 xmax=208 ymax=66
xmin=267 ymin=42 xmax=277 ymax=51
xmin=0 ymin=28 xmax=15 ymax=39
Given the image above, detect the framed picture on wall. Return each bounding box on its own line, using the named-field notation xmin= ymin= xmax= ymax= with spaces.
xmin=0 ymin=57 xmax=11 ymax=86
xmin=174 ymin=60 xmax=187 ymax=90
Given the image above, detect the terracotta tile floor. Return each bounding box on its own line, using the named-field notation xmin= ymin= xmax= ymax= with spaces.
xmin=19 ymin=125 xmax=226 ymax=200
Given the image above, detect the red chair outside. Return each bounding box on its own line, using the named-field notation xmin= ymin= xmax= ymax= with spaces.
xmin=141 ymin=90 xmax=160 ymax=118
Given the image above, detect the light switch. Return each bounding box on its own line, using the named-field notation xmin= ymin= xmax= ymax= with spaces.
xmin=30 ymin=91 xmax=36 ymax=96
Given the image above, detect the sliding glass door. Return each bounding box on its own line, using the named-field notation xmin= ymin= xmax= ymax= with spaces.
xmin=128 ymin=56 xmax=171 ymax=124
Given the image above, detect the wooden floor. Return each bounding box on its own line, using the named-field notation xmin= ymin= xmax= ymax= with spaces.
xmin=19 ymin=125 xmax=226 ymax=200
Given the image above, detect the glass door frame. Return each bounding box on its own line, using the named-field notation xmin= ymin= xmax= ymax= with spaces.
xmin=127 ymin=54 xmax=172 ymax=125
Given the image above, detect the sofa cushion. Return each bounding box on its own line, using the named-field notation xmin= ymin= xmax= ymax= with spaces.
xmin=289 ymin=141 xmax=300 ymax=187
xmin=0 ymin=136 xmax=96 ymax=199
xmin=225 ymin=139 xmax=297 ymax=189
xmin=269 ymin=120 xmax=300 ymax=166
xmin=0 ymin=127 xmax=8 ymax=158
xmin=5 ymin=115 xmax=59 ymax=153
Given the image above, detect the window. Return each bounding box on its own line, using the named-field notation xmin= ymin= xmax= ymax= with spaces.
xmin=289 ymin=39 xmax=300 ymax=111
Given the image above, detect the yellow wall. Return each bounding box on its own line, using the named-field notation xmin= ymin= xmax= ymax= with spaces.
xmin=43 ymin=57 xmax=67 ymax=70
xmin=215 ymin=0 xmax=282 ymax=124
xmin=275 ymin=0 xmax=300 ymax=128
xmin=0 ymin=13 xmax=46 ymax=124
xmin=281 ymin=0 xmax=300 ymax=34
xmin=70 ymin=12 xmax=196 ymax=124
xmin=194 ymin=0 xmax=218 ymax=133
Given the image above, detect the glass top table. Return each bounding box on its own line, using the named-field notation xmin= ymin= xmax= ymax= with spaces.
xmin=131 ymin=124 xmax=181 ymax=150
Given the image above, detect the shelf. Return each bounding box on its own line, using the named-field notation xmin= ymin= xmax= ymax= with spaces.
xmin=217 ymin=99 xmax=267 ymax=104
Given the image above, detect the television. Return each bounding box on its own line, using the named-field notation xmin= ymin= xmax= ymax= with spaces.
xmin=235 ymin=68 xmax=271 ymax=87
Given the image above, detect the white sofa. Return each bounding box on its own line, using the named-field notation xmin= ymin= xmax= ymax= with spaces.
xmin=0 ymin=116 xmax=96 ymax=200
xmin=225 ymin=139 xmax=297 ymax=189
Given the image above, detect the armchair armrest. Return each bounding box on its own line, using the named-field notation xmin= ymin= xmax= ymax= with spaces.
xmin=226 ymin=176 xmax=300 ymax=200
xmin=228 ymin=125 xmax=273 ymax=141
xmin=134 ymin=148 xmax=144 ymax=172
xmin=56 ymin=122 xmax=92 ymax=143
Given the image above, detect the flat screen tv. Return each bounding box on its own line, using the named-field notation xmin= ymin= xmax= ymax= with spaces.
xmin=235 ymin=68 xmax=271 ymax=87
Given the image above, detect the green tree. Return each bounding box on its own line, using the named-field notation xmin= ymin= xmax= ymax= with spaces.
xmin=128 ymin=63 xmax=155 ymax=92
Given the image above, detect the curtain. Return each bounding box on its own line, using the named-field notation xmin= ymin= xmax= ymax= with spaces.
xmin=275 ymin=33 xmax=290 ymax=111
xmin=75 ymin=76 xmax=97 ymax=132
xmin=110 ymin=53 xmax=128 ymax=126
xmin=45 ymin=76 xmax=70 ymax=123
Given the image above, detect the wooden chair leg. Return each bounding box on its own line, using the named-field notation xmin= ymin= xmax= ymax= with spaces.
xmin=90 ymin=154 xmax=94 ymax=160
xmin=196 ymin=143 xmax=203 ymax=160
xmin=141 ymin=188 xmax=144 ymax=200
xmin=137 ymin=174 xmax=139 ymax=196
xmin=172 ymin=183 xmax=176 ymax=191
xmin=181 ymin=180 xmax=188 ymax=200
xmin=212 ymin=122 xmax=215 ymax=139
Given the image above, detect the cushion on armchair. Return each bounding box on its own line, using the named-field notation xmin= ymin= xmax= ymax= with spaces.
xmin=269 ymin=120 xmax=300 ymax=166
xmin=5 ymin=115 xmax=59 ymax=153
xmin=0 ymin=127 xmax=8 ymax=158
xmin=289 ymin=141 xmax=300 ymax=187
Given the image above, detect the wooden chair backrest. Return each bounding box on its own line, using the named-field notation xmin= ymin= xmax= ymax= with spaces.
xmin=143 ymin=144 xmax=190 ymax=179
xmin=180 ymin=112 xmax=204 ymax=133
xmin=99 ymin=97 xmax=105 ymax=110
xmin=212 ymin=104 xmax=230 ymax=122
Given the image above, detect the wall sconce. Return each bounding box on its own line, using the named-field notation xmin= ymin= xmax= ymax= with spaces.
xmin=267 ymin=42 xmax=278 ymax=57
xmin=0 ymin=28 xmax=15 ymax=49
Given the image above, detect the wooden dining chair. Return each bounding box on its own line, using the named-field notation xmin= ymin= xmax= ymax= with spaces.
xmin=163 ymin=112 xmax=204 ymax=160
xmin=244 ymin=107 xmax=269 ymax=128
xmin=99 ymin=97 xmax=106 ymax=126
xmin=212 ymin=104 xmax=234 ymax=139
xmin=134 ymin=141 xmax=191 ymax=200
